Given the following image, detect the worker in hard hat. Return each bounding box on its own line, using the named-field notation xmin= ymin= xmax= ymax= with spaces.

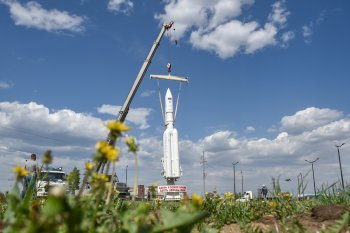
xmin=261 ymin=184 xmax=268 ymax=199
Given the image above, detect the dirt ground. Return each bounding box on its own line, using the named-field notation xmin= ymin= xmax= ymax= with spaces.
xmin=220 ymin=205 xmax=350 ymax=233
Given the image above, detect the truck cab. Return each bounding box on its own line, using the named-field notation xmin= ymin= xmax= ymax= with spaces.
xmin=36 ymin=167 xmax=67 ymax=197
xmin=237 ymin=191 xmax=254 ymax=202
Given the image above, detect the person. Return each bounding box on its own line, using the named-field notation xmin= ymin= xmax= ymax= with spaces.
xmin=147 ymin=190 xmax=151 ymax=201
xmin=21 ymin=153 xmax=39 ymax=198
xmin=261 ymin=184 xmax=268 ymax=199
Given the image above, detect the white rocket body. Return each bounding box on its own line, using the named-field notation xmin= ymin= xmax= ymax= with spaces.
xmin=162 ymin=88 xmax=181 ymax=179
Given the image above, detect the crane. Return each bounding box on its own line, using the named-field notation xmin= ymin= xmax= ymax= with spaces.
xmin=116 ymin=21 xmax=174 ymax=123
xmin=96 ymin=21 xmax=174 ymax=174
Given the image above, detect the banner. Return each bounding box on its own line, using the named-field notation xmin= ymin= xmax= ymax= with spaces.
xmin=157 ymin=185 xmax=187 ymax=193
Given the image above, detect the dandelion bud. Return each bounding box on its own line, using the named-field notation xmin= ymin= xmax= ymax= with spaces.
xmin=43 ymin=150 xmax=53 ymax=165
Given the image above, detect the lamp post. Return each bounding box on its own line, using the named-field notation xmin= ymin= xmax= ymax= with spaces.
xmin=232 ymin=161 xmax=239 ymax=196
xmin=305 ymin=158 xmax=319 ymax=197
xmin=241 ymin=170 xmax=243 ymax=197
xmin=126 ymin=165 xmax=128 ymax=186
xmin=297 ymin=172 xmax=304 ymax=198
xmin=335 ymin=143 xmax=345 ymax=190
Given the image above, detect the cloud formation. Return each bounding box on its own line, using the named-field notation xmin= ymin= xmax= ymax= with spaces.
xmin=1 ymin=102 xmax=349 ymax=196
xmin=302 ymin=24 xmax=313 ymax=43
xmin=107 ymin=0 xmax=133 ymax=14
xmin=156 ymin=0 xmax=292 ymax=59
xmin=1 ymin=0 xmax=86 ymax=32
xmin=97 ymin=104 xmax=152 ymax=130
xmin=280 ymin=107 xmax=343 ymax=135
xmin=0 ymin=81 xmax=12 ymax=89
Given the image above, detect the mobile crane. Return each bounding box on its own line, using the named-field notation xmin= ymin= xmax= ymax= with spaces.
xmin=96 ymin=21 xmax=174 ymax=174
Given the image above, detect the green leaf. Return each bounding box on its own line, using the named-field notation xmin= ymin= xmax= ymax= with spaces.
xmin=153 ymin=209 xmax=210 ymax=233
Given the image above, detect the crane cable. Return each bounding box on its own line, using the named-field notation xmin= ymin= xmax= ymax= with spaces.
xmin=174 ymin=81 xmax=182 ymax=122
xmin=157 ymin=79 xmax=165 ymax=123
xmin=156 ymin=26 xmax=182 ymax=125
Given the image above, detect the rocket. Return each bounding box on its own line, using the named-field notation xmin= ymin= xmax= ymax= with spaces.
xmin=162 ymin=88 xmax=181 ymax=180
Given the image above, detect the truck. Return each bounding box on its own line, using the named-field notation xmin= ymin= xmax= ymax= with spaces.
xmin=36 ymin=167 xmax=67 ymax=197
xmin=237 ymin=191 xmax=254 ymax=202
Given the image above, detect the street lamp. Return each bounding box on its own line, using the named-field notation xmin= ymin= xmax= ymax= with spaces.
xmin=297 ymin=172 xmax=304 ymax=198
xmin=305 ymin=158 xmax=319 ymax=197
xmin=232 ymin=161 xmax=239 ymax=196
xmin=126 ymin=165 xmax=128 ymax=186
xmin=335 ymin=143 xmax=345 ymax=190
xmin=241 ymin=170 xmax=244 ymax=197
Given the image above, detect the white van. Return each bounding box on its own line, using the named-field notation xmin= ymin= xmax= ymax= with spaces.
xmin=36 ymin=167 xmax=67 ymax=197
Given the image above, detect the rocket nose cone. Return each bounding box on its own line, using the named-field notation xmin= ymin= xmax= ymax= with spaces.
xmin=166 ymin=88 xmax=172 ymax=98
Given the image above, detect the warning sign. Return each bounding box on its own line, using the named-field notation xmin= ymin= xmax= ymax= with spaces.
xmin=157 ymin=185 xmax=187 ymax=193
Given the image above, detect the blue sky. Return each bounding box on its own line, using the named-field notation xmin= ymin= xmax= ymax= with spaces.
xmin=0 ymin=0 xmax=350 ymax=196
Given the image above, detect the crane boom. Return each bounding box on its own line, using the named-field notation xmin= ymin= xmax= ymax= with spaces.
xmin=97 ymin=22 xmax=174 ymax=174
xmin=116 ymin=21 xmax=174 ymax=123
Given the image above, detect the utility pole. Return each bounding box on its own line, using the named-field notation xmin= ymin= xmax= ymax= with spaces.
xmin=335 ymin=143 xmax=345 ymax=190
xmin=241 ymin=170 xmax=243 ymax=197
xmin=297 ymin=172 xmax=304 ymax=198
xmin=305 ymin=158 xmax=319 ymax=198
xmin=200 ymin=151 xmax=207 ymax=197
xmin=125 ymin=165 xmax=128 ymax=186
xmin=232 ymin=162 xmax=239 ymax=196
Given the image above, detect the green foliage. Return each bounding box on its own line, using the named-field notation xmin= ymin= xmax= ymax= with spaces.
xmin=3 ymin=122 xmax=350 ymax=233
xmin=1 ymin=121 xmax=211 ymax=233
xmin=67 ymin=167 xmax=80 ymax=194
xmin=0 ymin=192 xmax=6 ymax=219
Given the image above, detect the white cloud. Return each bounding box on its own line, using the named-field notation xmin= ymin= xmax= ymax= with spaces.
xmin=280 ymin=107 xmax=343 ymax=135
xmin=1 ymin=103 xmax=349 ymax=197
xmin=97 ymin=104 xmax=152 ymax=130
xmin=140 ymin=90 xmax=156 ymax=97
xmin=0 ymin=101 xmax=105 ymax=142
xmin=268 ymin=0 xmax=290 ymax=27
xmin=190 ymin=20 xmax=258 ymax=59
xmin=245 ymin=126 xmax=255 ymax=133
xmin=107 ymin=0 xmax=133 ymax=14
xmin=280 ymin=30 xmax=295 ymax=47
xmin=0 ymin=81 xmax=12 ymax=89
xmin=200 ymin=131 xmax=239 ymax=152
xmin=245 ymin=23 xmax=277 ymax=54
xmin=2 ymin=1 xmax=86 ymax=32
xmin=302 ymin=24 xmax=313 ymax=43
xmin=156 ymin=0 xmax=291 ymax=59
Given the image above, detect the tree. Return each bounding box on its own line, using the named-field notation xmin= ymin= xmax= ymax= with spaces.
xmin=67 ymin=167 xmax=80 ymax=195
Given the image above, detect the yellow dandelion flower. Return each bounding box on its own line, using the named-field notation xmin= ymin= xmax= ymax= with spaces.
xmin=101 ymin=145 xmax=113 ymax=155
xmin=13 ymin=165 xmax=29 ymax=180
xmin=107 ymin=121 xmax=130 ymax=132
xmin=95 ymin=140 xmax=107 ymax=150
xmin=192 ymin=193 xmax=204 ymax=207
xmin=84 ymin=162 xmax=95 ymax=171
xmin=224 ymin=192 xmax=234 ymax=199
xmin=105 ymin=147 xmax=119 ymax=161
xmin=99 ymin=174 xmax=109 ymax=182
xmin=269 ymin=201 xmax=277 ymax=208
